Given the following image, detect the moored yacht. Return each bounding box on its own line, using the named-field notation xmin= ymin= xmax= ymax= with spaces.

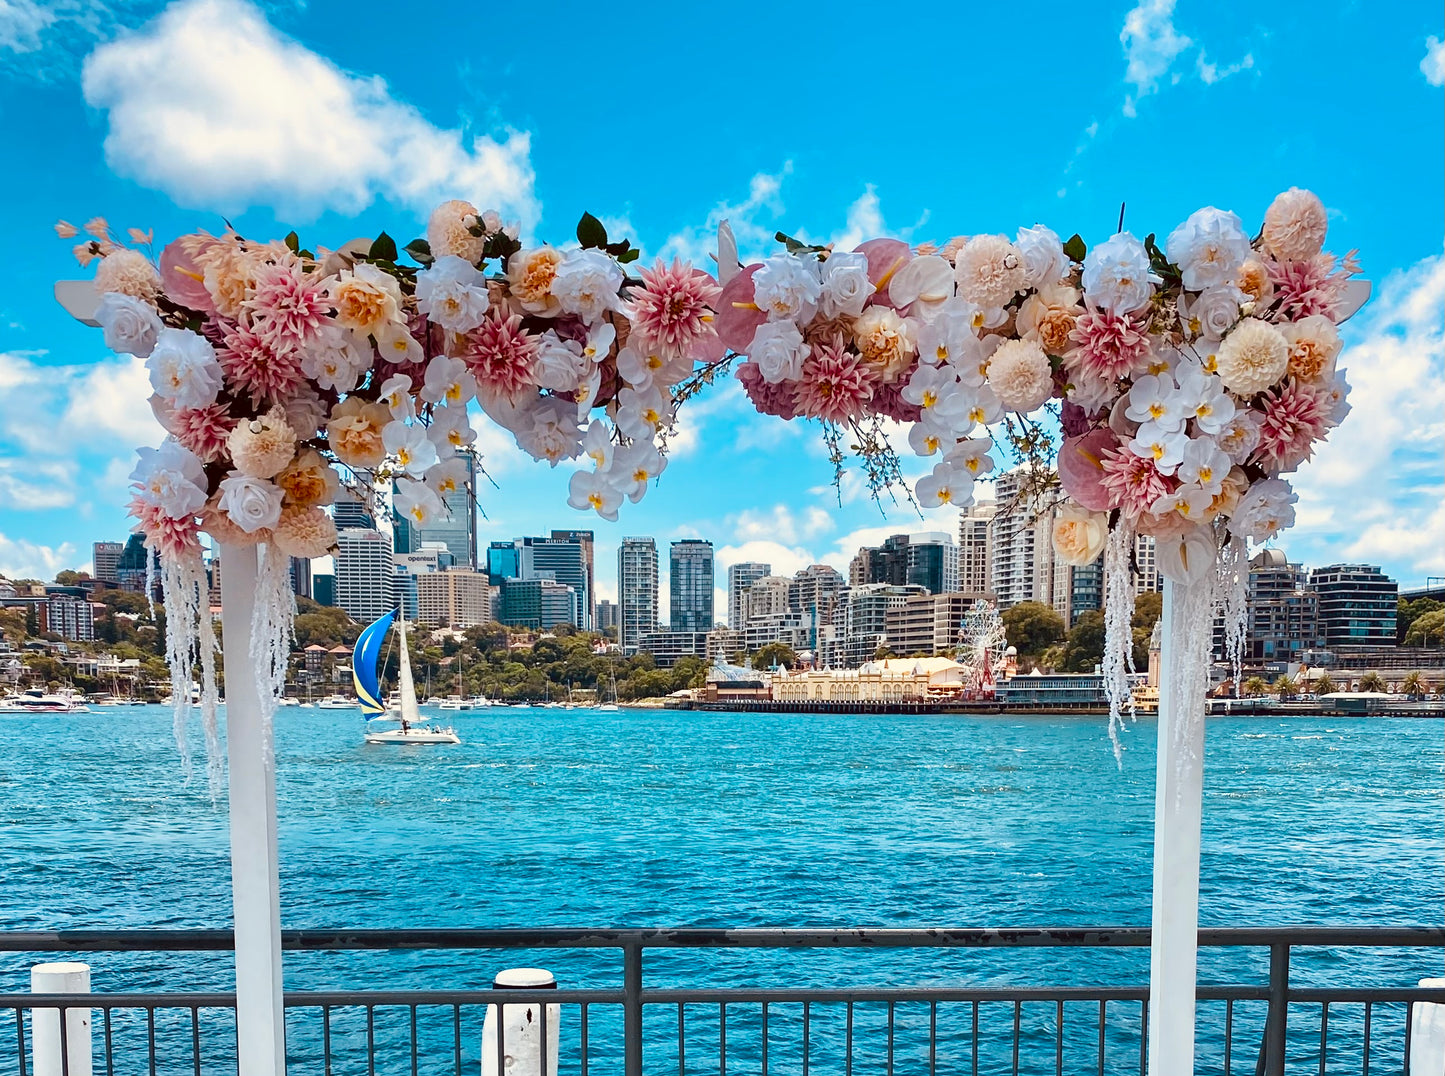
xmin=353 ymin=611 xmax=459 ymax=745
xmin=0 ymin=688 xmax=90 ymax=713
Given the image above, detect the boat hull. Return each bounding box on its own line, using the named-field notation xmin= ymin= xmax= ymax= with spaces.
xmin=363 ymin=728 xmax=460 ymax=745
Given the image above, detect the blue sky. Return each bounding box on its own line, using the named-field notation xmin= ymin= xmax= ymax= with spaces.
xmin=0 ymin=0 xmax=1441 ymax=607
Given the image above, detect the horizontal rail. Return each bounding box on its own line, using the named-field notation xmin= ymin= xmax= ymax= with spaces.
xmin=2 ymin=924 xmax=1442 ymax=952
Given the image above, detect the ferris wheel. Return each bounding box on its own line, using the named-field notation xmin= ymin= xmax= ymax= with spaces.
xmin=957 ymin=599 xmax=1009 ymax=697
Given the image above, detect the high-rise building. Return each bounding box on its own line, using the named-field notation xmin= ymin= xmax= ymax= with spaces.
xmin=332 ymin=488 xmax=375 ymax=532
xmin=838 ymin=583 xmax=927 ymax=666
xmin=39 ymin=587 xmax=95 ymax=641
xmin=958 ymin=503 xmax=995 ymax=595
xmin=1068 ymin=556 xmax=1105 ymax=625
xmin=788 ymin=564 xmax=847 ymax=647
xmin=885 ymin=592 xmax=977 ymax=656
xmin=486 ymin=541 xmax=520 ymax=585
xmin=115 ymin=534 xmax=158 ymax=596
xmin=619 ymin=538 xmax=659 ymax=653
xmin=289 ymin=557 xmax=312 ymax=601
xmin=595 ymin=598 xmax=620 ymax=635
xmin=392 ymin=454 xmax=477 ymax=567
xmin=1245 ymin=549 xmax=1323 ymax=663
xmin=637 ymin=630 xmax=710 ymax=667
xmin=335 ymin=528 xmax=395 ymax=622
xmin=670 ymin=540 xmax=714 ymax=632
xmin=416 ymin=568 xmax=492 ymax=628
xmin=552 ymin=529 xmax=595 ymax=629
xmin=497 ymin=577 xmax=578 ymax=630
xmin=520 ymin=535 xmax=590 ymax=628
xmin=727 ymin=562 xmax=771 ymax=629
xmin=851 ymin=533 xmax=958 ymax=595
xmin=394 ymin=547 xmax=444 ymax=621
xmin=313 ymin=573 xmax=336 ymax=607
xmin=1308 ymin=564 xmax=1398 ymax=646
xmin=92 ymin=541 xmax=123 ymax=585
xmin=989 ymin=469 xmax=1066 ymax=612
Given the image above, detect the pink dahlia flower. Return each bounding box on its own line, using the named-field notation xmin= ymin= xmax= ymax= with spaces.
xmin=737 ymin=362 xmax=799 ymax=420
xmin=461 ymin=312 xmax=538 ymax=401
xmin=244 ymin=262 xmax=332 ymax=351
xmin=172 ymin=402 xmax=237 ymax=464
xmin=629 ymin=260 xmax=722 ymax=358
xmin=1069 ymin=306 xmax=1154 ymax=381
xmin=792 ymin=335 xmax=876 ymax=423
xmin=1099 ymin=446 xmax=1172 ymax=519
xmin=128 ymin=497 xmax=201 ymax=560
xmin=1253 ymin=379 xmax=1329 ymax=473
xmin=1267 ymin=255 xmax=1347 ymax=321
xmin=219 ymin=323 xmax=305 ymax=406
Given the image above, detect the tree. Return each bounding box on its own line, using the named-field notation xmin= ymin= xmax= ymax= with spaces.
xmin=1001 ymin=601 xmax=1065 ymax=658
xmin=1313 ymin=672 xmax=1337 ymax=696
xmin=54 ymin=570 xmax=89 ymax=586
xmin=1404 ymin=610 xmax=1445 ymax=647
xmin=1397 ymin=597 xmax=1442 ymax=645
xmin=1060 ymin=610 xmax=1106 ymax=672
xmin=1272 ymin=675 xmax=1297 ymax=699
xmin=754 ymin=641 xmax=799 ymax=670
xmin=1356 ymin=671 xmax=1387 ymax=693
xmin=1241 ymin=676 xmax=1270 ymax=697
xmin=1400 ymin=672 xmax=1426 ymax=699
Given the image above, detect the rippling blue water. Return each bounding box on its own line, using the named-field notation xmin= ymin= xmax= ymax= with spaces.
xmin=0 ymin=705 xmax=1439 ymax=1071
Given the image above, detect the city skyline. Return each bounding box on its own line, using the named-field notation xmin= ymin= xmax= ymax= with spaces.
xmin=0 ymin=1 xmax=1440 ymax=596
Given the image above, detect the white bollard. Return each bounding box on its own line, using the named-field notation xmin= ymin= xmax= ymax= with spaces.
xmin=1411 ymin=977 xmax=1445 ymax=1075
xmin=481 ymin=968 xmax=560 ymax=1076
xmin=31 ymin=962 xmax=92 ymax=1076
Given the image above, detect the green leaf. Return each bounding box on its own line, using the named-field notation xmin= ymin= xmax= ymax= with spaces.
xmin=403 ymin=238 xmax=434 ymax=267
xmin=283 ymin=231 xmax=299 ymax=252
xmin=1062 ymin=233 xmax=1087 ymax=262
xmin=617 ymin=248 xmax=640 ymax=264
xmin=483 ymin=231 xmax=521 ymax=265
xmin=576 ymin=212 xmax=608 ymax=249
xmin=369 ymin=232 xmax=398 ymax=262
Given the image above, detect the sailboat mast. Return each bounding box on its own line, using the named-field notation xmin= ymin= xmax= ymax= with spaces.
xmin=396 ymin=615 xmax=422 ymax=727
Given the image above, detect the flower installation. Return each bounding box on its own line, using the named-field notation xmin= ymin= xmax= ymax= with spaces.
xmin=62 ymin=186 xmax=1363 ymax=772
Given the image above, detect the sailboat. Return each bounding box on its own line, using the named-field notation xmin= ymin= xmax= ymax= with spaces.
xmin=354 ymin=610 xmax=460 ymax=745
xmin=439 ymin=653 xmax=472 ymax=710
xmin=598 ymin=667 xmax=620 ymax=712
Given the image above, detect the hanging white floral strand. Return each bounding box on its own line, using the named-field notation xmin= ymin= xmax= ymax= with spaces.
xmin=1102 ymin=519 xmax=1139 ymax=764
xmin=1166 ymin=552 xmax=1222 ymax=808
xmin=1216 ymin=534 xmax=1249 ymax=696
xmin=196 ymin=593 xmax=223 ymax=800
xmin=158 ymin=546 xmax=205 ymax=784
xmin=249 ymin=542 xmax=296 ymax=765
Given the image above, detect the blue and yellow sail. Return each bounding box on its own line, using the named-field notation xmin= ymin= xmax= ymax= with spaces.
xmin=352 ymin=610 xmax=396 ymax=717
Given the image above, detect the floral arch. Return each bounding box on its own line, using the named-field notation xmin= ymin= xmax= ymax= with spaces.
xmin=58 ymin=187 xmax=1367 ymax=1074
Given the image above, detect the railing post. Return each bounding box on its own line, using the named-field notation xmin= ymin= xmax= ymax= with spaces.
xmin=623 ymin=942 xmax=643 ymax=1076
xmin=1254 ymin=942 xmax=1289 ymax=1076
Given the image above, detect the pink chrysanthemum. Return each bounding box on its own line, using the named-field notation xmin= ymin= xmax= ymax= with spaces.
xmin=1267 ymin=255 xmax=1347 ymax=321
xmin=244 ymin=262 xmax=332 ymax=351
xmin=869 ymin=373 xmax=923 ymax=423
xmin=629 ymin=259 xmax=721 ymax=357
xmin=1253 ymin=379 xmax=1329 ymax=473
xmin=219 ymin=323 xmax=305 ymax=406
xmin=792 ymin=335 xmax=876 ymax=423
xmin=460 ymin=312 xmax=538 ymax=400
xmin=127 ymin=497 xmax=202 ymax=560
xmin=1098 ymin=446 xmax=1173 ymax=520
xmin=1068 ymin=307 xmax=1154 ymax=380
xmin=172 ymin=402 xmax=237 ymax=464
xmin=737 ymin=362 xmax=799 ymax=420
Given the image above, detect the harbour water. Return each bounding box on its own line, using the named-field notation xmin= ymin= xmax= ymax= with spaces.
xmin=0 ymin=704 xmax=1439 ymax=1070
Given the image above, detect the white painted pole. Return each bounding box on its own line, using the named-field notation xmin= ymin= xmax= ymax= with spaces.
xmin=31 ymin=962 xmax=92 ymax=1076
xmin=482 ymin=969 xmax=560 ymax=1076
xmin=1146 ymin=578 xmax=1205 ymax=1074
xmin=220 ymin=542 xmax=286 ymax=1074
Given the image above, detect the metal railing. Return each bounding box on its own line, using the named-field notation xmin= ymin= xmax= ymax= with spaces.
xmin=1 ymin=926 xmax=1441 ymax=1074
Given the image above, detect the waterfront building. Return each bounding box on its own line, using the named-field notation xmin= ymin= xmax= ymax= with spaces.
xmin=335 ymin=527 xmax=395 ymax=622
xmin=114 ymin=534 xmax=158 ymax=596
xmin=1245 ymin=550 xmax=1323 ymax=663
xmin=727 ymin=561 xmax=771 ymax=630
xmin=551 ymin=529 xmax=595 ymax=629
xmin=497 ymin=577 xmax=579 ymax=630
xmin=332 ymin=487 xmax=375 ymax=531
xmin=670 ymin=539 xmax=715 ymax=632
xmin=312 ymin=573 xmax=336 ymax=607
xmin=706 ymin=626 xmax=744 ymax=662
xmin=595 ymin=598 xmax=620 ymax=635
xmin=788 ymin=565 xmax=847 ymax=643
xmin=39 ymin=587 xmax=95 ymax=641
xmin=92 ymin=541 xmax=123 ymax=585
xmin=637 ymin=629 xmax=709 ymax=668
xmin=619 ymin=537 xmax=659 ymax=653
xmin=1308 ymin=563 xmax=1398 ymax=646
xmin=416 ymin=568 xmax=492 ymax=628
xmin=989 ymin=469 xmax=1064 ymax=611
xmin=772 ymin=657 xmax=966 ymax=702
xmin=849 ymin=533 xmax=959 ymax=595
xmin=995 ymin=672 xmax=1109 ymax=706
xmin=838 ymin=583 xmax=928 ymax=666
xmin=885 ymin=592 xmax=982 ymax=656
xmin=957 ymin=503 xmax=996 ymax=595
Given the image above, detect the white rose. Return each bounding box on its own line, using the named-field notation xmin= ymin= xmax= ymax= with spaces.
xmin=818 ymin=252 xmax=871 ymax=319
xmin=1179 ymin=285 xmax=1243 ymax=341
xmin=146 ymin=327 xmax=223 ymax=409
xmin=533 ymin=331 xmax=586 ymax=391
xmin=1228 ymin=478 xmax=1297 ymax=543
xmin=751 ymin=253 xmax=821 ymax=322
xmin=415 ymin=254 xmax=490 ymax=333
xmin=1081 ymin=232 xmax=1157 ymax=314
xmin=129 ymin=438 xmax=208 ymax=520
xmin=1015 ymin=224 xmax=1067 ymax=289
xmin=551 ymin=248 xmax=624 ymax=324
xmin=748 ymin=320 xmax=809 ymax=383
xmin=1165 ymin=207 xmax=1251 ymax=292
xmin=96 ymin=292 xmax=162 ymax=357
xmin=217 ymin=472 xmax=284 ymax=533
xmin=1051 ymin=504 xmax=1109 ymax=566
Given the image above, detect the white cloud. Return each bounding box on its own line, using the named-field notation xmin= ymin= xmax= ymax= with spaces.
xmin=0 ymin=0 xmax=53 ymax=52
xmin=729 ymin=504 xmax=835 ymax=547
xmin=658 ymin=164 xmax=791 ymax=267
xmin=714 ymin=539 xmax=818 ymax=580
xmin=829 ymin=186 xmax=886 ymax=252
xmin=1291 ymin=250 xmax=1445 ymax=580
xmin=0 ymin=460 xmax=77 ymax=509
xmin=80 ymin=0 xmax=538 ymax=225
xmin=0 ymin=350 xmax=162 ymax=459
xmin=1119 ymin=0 xmax=1251 ymax=116
xmin=0 ymin=533 xmax=81 ymax=580
xmin=1423 ymin=36 xmax=1445 ymax=86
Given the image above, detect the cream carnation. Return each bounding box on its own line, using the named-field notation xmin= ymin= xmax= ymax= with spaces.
xmin=1262 ymin=188 xmax=1328 ymax=261
xmin=275 ymin=449 xmax=340 ymax=508
xmin=1280 ymin=314 xmax=1342 ymax=383
xmin=325 ymin=397 xmax=393 ymax=469
xmin=426 ymin=199 xmax=486 ymax=263
xmin=988 ymin=338 xmax=1053 ymax=412
xmin=1215 ymin=318 xmax=1289 ymax=396
xmin=226 ymin=408 xmax=296 ymax=478
xmin=272 ymin=505 xmax=338 ymax=559
xmin=507 ymin=246 xmax=565 ymax=315
xmin=327 ymin=264 xmax=403 ymax=337
xmin=196 ymin=237 xmax=255 ymax=318
xmin=1236 ymin=258 xmax=1274 ymax=306
xmin=1016 ymin=283 xmax=1081 ymax=355
xmin=852 ymin=307 xmax=916 ymax=382
xmin=954 ymin=235 xmax=1028 ymax=309
xmin=1051 ymin=504 xmax=1109 ymax=566
xmin=94 ymin=248 xmax=161 ymax=301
